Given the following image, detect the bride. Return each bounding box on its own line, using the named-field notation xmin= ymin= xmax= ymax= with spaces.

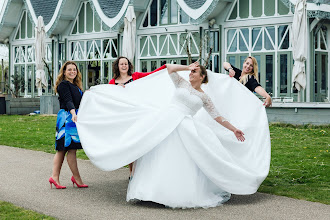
xmin=76 ymin=63 xmax=271 ymax=208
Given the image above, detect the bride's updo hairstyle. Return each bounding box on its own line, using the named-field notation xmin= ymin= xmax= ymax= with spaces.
xmin=200 ymin=65 xmax=208 ymax=84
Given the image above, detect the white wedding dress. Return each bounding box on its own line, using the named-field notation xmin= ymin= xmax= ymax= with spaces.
xmin=76 ymin=69 xmax=271 ymax=209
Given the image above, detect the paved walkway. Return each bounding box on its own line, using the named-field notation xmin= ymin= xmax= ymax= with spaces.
xmin=0 ymin=145 xmax=329 ymax=220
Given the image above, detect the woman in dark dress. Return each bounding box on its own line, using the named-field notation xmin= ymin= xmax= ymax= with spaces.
xmin=223 ymin=56 xmax=272 ymax=107
xmin=49 ymin=61 xmax=88 ymax=189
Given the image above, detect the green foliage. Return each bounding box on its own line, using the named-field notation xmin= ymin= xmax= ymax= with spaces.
xmin=10 ymin=72 xmax=25 ymax=97
xmin=0 ymin=200 xmax=55 ymax=219
xmin=0 ymin=116 xmax=329 ymax=204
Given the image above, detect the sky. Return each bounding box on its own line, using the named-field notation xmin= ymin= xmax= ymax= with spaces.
xmin=0 ymin=0 xmax=9 ymax=62
xmin=0 ymin=45 xmax=8 ymax=62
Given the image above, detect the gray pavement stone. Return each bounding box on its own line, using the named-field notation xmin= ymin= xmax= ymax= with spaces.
xmin=0 ymin=145 xmax=329 ymax=220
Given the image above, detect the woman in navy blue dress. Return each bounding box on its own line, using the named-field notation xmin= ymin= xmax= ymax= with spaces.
xmin=49 ymin=61 xmax=88 ymax=189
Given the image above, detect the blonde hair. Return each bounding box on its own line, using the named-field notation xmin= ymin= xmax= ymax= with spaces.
xmin=239 ymin=56 xmax=259 ymax=85
xmin=55 ymin=61 xmax=83 ymax=93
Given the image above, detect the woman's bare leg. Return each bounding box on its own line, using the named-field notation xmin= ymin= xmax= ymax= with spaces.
xmin=67 ymin=149 xmax=84 ymax=185
xmin=51 ymin=150 xmax=66 ymax=184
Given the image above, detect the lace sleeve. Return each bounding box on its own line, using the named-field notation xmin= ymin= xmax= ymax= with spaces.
xmin=169 ymin=72 xmax=189 ymax=88
xmin=202 ymin=94 xmax=227 ymax=122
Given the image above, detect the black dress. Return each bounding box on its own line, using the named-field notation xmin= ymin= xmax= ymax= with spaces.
xmin=55 ymin=80 xmax=83 ymax=151
xmin=226 ymin=65 xmax=261 ymax=92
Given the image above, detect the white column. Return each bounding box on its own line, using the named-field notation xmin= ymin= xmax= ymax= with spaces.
xmin=306 ymin=19 xmax=311 ymax=102
xmin=327 ymin=25 xmax=330 ymax=102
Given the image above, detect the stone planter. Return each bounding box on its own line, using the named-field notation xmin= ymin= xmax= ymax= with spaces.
xmin=40 ymin=95 xmax=60 ymax=114
xmin=6 ymin=97 xmax=40 ymax=115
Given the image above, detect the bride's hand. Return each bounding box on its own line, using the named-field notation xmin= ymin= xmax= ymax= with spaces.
xmin=234 ymin=129 xmax=245 ymax=142
xmin=117 ymin=84 xmax=125 ymax=88
xmin=188 ymin=62 xmax=199 ymax=71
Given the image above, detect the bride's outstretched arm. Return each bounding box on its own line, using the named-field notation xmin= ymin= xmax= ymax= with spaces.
xmin=166 ymin=63 xmax=199 ymax=74
xmin=215 ymin=117 xmax=245 ymax=142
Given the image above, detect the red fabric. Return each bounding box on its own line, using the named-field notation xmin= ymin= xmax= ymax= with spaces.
xmin=109 ymin=64 xmax=166 ymax=84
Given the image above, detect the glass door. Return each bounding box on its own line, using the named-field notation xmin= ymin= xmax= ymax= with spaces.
xmin=76 ymin=62 xmax=86 ymax=90
xmin=277 ymin=52 xmax=296 ymax=100
xmin=226 ymin=54 xmax=249 ymax=74
xmin=87 ymin=61 xmax=101 ymax=88
xmin=252 ymin=53 xmax=275 ymax=98
xmin=103 ymin=60 xmax=113 ymax=83
xmin=314 ymin=52 xmax=328 ymax=102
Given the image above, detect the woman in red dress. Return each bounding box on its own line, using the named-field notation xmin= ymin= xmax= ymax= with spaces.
xmin=109 ymin=56 xmax=165 ymax=178
xmin=109 ymin=56 xmax=165 ymax=87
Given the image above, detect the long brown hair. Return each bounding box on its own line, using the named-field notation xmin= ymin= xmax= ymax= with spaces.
xmin=199 ymin=65 xmax=208 ymax=84
xmin=239 ymin=56 xmax=259 ymax=85
xmin=55 ymin=61 xmax=83 ymax=93
xmin=112 ymin=56 xmax=133 ymax=79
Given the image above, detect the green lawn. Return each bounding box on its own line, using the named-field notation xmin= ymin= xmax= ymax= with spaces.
xmin=0 ymin=115 xmax=329 ymax=206
xmin=0 ymin=201 xmax=56 ymax=219
xmin=259 ymin=123 xmax=330 ymax=204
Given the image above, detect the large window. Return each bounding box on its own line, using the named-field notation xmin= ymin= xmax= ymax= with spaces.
xmin=15 ymin=11 xmax=35 ymax=40
xmin=314 ymin=26 xmax=329 ymax=102
xmin=139 ymin=31 xmax=200 ymax=59
xmin=226 ymin=25 xmax=293 ymax=99
xmin=228 ymin=0 xmax=291 ymax=20
xmin=13 ymin=44 xmax=53 ymax=97
xmin=142 ymin=0 xmax=191 ymax=28
xmin=71 ymin=2 xmax=110 ymax=35
xmin=69 ymin=39 xmax=118 ymax=89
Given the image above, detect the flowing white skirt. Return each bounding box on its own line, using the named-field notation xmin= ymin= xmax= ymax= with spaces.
xmin=76 ymin=69 xmax=271 ymax=208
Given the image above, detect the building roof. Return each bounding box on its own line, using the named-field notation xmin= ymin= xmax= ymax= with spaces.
xmin=283 ymin=0 xmax=330 ymax=19
xmin=177 ymin=0 xmax=221 ymax=21
xmin=97 ymin=0 xmax=126 ymax=18
xmin=29 ymin=0 xmax=58 ymax=25
xmin=183 ymin=0 xmax=207 ymax=9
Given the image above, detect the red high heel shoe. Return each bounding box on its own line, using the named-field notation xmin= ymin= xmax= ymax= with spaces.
xmin=71 ymin=176 xmax=88 ymax=188
xmin=49 ymin=177 xmax=66 ymax=189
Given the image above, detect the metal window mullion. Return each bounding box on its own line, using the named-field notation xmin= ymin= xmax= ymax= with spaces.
xmin=167 ymin=35 xmax=170 ymax=55
xmin=236 ymin=30 xmax=239 ymax=52
xmin=265 ymin=27 xmax=275 ymax=49
xmin=249 ymin=0 xmax=252 ymax=18
xmin=177 ymin=33 xmax=180 ymax=55
xmin=168 ymin=0 xmax=170 ymax=24
xmin=177 ymin=2 xmax=179 ymax=24
xmin=147 ymin=8 xmax=150 ymax=27
xmin=147 ymin=36 xmax=151 ymax=56
xmin=249 ymin=27 xmax=252 ymax=55
xmin=278 ymin=26 xmax=289 ymax=49
xmin=227 ymin=29 xmax=236 ymax=52
xmin=150 ymin=36 xmax=157 ymax=55
xmin=140 ymin=36 xmax=148 ymax=56
xmin=318 ymin=31 xmax=321 ymax=49
xmin=25 ymin=12 xmax=27 ymax=39
xmin=100 ymin=41 xmax=103 ymax=81
xmin=237 ymin=0 xmax=240 ymax=19
xmin=275 ymin=0 xmax=278 ymax=16
xmin=24 ymin=48 xmax=28 ymax=96
xmin=157 ymin=0 xmax=160 ymax=26
xmin=93 ymin=5 xmax=95 ymax=32
xmin=84 ymin=2 xmax=87 ymax=34
xmin=262 ymin=27 xmax=265 ymax=51
xmin=274 ymin=25 xmax=278 ymax=97
xmin=240 ymin=29 xmax=249 ymax=51
xmin=262 ymin=0 xmax=265 ymax=17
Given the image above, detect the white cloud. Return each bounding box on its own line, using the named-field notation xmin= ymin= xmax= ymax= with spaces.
xmin=0 ymin=45 xmax=9 ymax=62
